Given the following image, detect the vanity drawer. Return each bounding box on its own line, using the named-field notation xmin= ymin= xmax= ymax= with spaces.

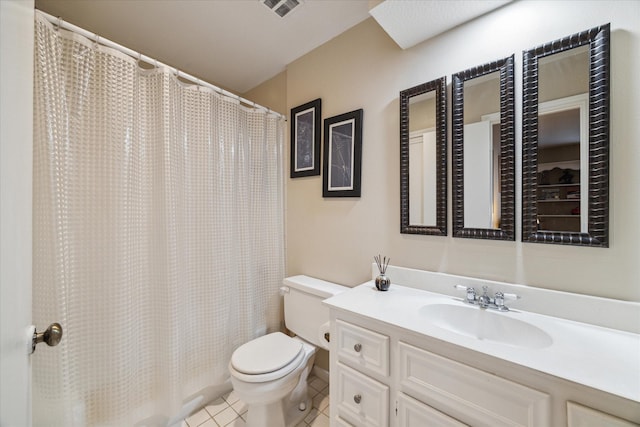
xmin=398 ymin=341 xmax=551 ymax=427
xmin=567 ymin=402 xmax=638 ymax=427
xmin=336 ymin=319 xmax=389 ymax=377
xmin=397 ymin=392 xmax=468 ymax=427
xmin=336 ymin=362 xmax=389 ymax=427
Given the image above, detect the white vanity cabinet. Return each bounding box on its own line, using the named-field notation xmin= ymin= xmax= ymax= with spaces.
xmin=329 ymin=313 xmax=550 ymax=427
xmin=326 ymin=280 xmax=640 ymax=427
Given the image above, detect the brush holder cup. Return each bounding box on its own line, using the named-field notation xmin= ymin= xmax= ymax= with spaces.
xmin=375 ymin=274 xmax=390 ymax=291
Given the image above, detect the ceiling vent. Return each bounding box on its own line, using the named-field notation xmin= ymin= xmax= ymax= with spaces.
xmin=262 ymin=0 xmax=301 ymax=18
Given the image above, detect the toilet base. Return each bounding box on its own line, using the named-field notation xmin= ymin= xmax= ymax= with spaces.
xmin=285 ymin=396 xmax=311 ymax=427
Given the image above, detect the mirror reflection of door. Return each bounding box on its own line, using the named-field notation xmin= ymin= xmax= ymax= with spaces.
xmin=462 ymin=71 xmax=500 ymax=229
xmin=408 ymin=91 xmax=436 ymax=227
xmin=537 ymin=45 xmax=589 ymax=233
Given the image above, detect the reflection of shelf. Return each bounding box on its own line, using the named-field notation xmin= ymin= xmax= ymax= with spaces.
xmin=537 ymin=215 xmax=581 ymax=232
xmin=538 ymin=199 xmax=578 ymax=203
xmin=538 ymin=160 xmax=580 ymax=172
xmin=538 ymin=183 xmax=579 ymax=188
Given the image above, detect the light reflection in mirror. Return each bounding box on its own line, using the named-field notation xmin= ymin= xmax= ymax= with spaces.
xmin=408 ymin=91 xmax=436 ymax=226
xmin=462 ymin=71 xmax=501 ymax=229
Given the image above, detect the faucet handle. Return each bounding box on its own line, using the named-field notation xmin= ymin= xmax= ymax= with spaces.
xmin=501 ymin=291 xmax=520 ymax=301
xmin=453 ymin=285 xmax=476 ymax=304
xmin=494 ymin=291 xmax=520 ymax=311
xmin=496 ymin=292 xmax=520 ymax=301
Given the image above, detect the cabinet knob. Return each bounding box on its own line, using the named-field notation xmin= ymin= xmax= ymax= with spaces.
xmin=354 ymin=343 xmax=362 ymax=352
xmin=353 ymin=394 xmax=362 ymax=404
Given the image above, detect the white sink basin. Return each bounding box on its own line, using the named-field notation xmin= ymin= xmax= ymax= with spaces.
xmin=419 ymin=302 xmax=553 ymax=349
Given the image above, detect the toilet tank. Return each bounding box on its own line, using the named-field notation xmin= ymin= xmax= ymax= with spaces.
xmin=282 ymin=275 xmax=348 ymax=349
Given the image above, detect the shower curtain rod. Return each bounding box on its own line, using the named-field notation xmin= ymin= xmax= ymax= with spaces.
xmin=36 ymin=10 xmax=285 ymax=120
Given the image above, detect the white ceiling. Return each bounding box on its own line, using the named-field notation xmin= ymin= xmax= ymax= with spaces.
xmin=35 ymin=0 xmax=372 ymax=93
xmin=34 ymin=0 xmax=512 ymax=95
xmin=370 ymin=0 xmax=511 ymax=50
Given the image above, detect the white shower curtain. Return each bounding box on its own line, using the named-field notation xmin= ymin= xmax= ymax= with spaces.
xmin=32 ymin=12 xmax=285 ymax=426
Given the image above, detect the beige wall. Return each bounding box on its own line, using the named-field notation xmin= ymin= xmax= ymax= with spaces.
xmin=250 ymin=1 xmax=640 ymax=302
xmin=242 ymin=70 xmax=287 ymax=116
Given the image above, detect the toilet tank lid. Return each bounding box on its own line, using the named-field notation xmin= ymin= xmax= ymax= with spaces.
xmin=283 ymin=275 xmax=348 ymax=299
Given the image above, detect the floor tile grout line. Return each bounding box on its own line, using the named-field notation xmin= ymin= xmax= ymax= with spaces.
xmin=187 ymin=377 xmax=328 ymax=427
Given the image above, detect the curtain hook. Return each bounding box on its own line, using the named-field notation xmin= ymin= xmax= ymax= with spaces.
xmin=56 ymin=16 xmax=63 ymax=31
xmin=93 ymin=35 xmax=100 ymax=50
xmin=136 ymin=53 xmax=143 ymax=70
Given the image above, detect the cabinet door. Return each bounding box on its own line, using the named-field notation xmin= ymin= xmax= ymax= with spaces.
xmin=336 ymin=362 xmax=389 ymax=427
xmin=335 ymin=417 xmax=355 ymax=427
xmin=398 ymin=342 xmax=551 ymax=427
xmin=397 ymin=393 xmax=469 ymax=427
xmin=567 ymin=402 xmax=638 ymax=427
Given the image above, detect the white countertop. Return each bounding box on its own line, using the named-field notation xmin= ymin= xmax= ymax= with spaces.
xmin=324 ymin=281 xmax=640 ymax=403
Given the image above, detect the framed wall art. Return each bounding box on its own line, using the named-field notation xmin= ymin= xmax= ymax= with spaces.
xmin=323 ymin=109 xmax=363 ymax=197
xmin=290 ymin=98 xmax=321 ymax=178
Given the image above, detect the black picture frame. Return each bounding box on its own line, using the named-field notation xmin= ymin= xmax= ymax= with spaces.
xmin=290 ymin=98 xmax=321 ymax=178
xmin=323 ymin=109 xmax=363 ymax=197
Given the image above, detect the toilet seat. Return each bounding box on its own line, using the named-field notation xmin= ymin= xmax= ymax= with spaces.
xmin=230 ymin=332 xmax=305 ymax=383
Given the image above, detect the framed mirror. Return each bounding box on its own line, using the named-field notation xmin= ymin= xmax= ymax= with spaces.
xmin=400 ymin=77 xmax=447 ymax=235
xmin=522 ymin=24 xmax=610 ymax=247
xmin=451 ymin=55 xmax=515 ymax=240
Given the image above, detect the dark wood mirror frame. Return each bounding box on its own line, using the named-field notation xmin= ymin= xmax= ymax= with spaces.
xmin=451 ymin=55 xmax=515 ymax=240
xmin=522 ymin=24 xmax=610 ymax=247
xmin=400 ymin=76 xmax=448 ymax=236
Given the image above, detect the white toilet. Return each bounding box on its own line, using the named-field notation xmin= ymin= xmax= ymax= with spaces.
xmin=228 ymin=275 xmax=346 ymax=427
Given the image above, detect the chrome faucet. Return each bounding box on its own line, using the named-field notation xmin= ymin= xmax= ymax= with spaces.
xmin=453 ymin=285 xmax=520 ymax=311
xmin=477 ymin=286 xmax=492 ymax=308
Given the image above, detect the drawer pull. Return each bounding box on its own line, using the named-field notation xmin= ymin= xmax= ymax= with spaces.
xmin=353 ymin=394 xmax=362 ymax=404
xmin=354 ymin=343 xmax=362 ymax=352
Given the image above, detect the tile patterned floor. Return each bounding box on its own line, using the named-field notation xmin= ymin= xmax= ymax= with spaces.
xmin=182 ymin=374 xmax=330 ymax=427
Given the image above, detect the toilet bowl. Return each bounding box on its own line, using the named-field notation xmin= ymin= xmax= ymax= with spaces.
xmin=229 ymin=333 xmax=316 ymax=427
xmin=228 ymin=275 xmax=347 ymax=427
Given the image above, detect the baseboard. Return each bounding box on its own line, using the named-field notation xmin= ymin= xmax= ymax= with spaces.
xmin=311 ymin=365 xmax=329 ymax=383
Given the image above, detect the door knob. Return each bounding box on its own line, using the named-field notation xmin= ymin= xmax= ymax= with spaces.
xmin=32 ymin=323 xmax=63 ymax=353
